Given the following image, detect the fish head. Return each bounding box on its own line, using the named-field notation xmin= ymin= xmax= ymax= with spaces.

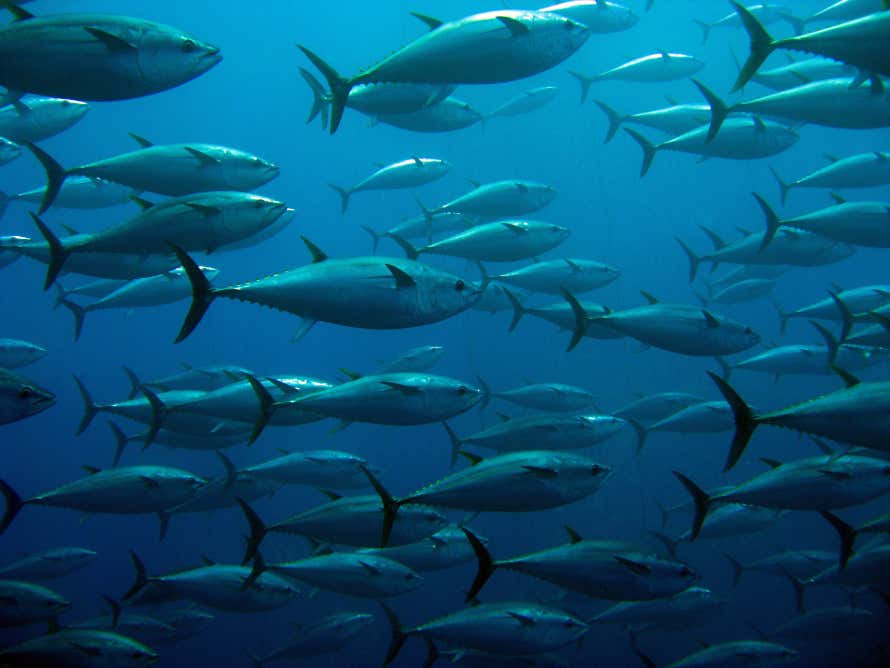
xmin=546 ymin=223 xmax=571 ymax=244
xmin=137 ymin=25 xmax=222 ymax=90
xmin=0 ymin=369 xmax=55 ymax=424
xmin=428 ymin=269 xmax=486 ymax=315
xmin=53 ymin=98 xmax=91 ymax=125
xmin=425 ymin=376 xmax=484 ymax=414
xmin=520 ymin=181 xmax=557 ymax=209
xmin=580 ymin=414 xmax=625 ymax=438
xmin=226 ymin=150 xmax=280 ymax=188
xmin=728 ymin=322 xmax=761 ymax=352
xmin=543 ymin=453 xmax=612 ymax=501
xmin=232 ymin=194 xmax=289 ymax=228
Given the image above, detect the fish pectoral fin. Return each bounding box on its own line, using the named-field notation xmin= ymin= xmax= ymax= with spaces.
xmin=613 ymin=555 xmax=652 ymax=576
xmin=760 ymin=457 xmax=783 ymax=469
xmin=358 ymin=560 xmax=382 ymax=576
xmin=701 ymin=310 xmax=720 ymax=328
xmin=521 ymin=465 xmax=558 ymax=479
xmin=818 ymin=469 xmax=853 ymax=481
xmin=185 ymin=202 xmax=221 ymax=216
xmin=83 ymin=26 xmax=137 ymax=52
xmin=139 ymin=475 xmax=161 ymax=489
xmin=291 ymin=319 xmax=317 ymax=344
xmin=497 ymin=16 xmax=531 ymax=36
xmin=385 ymin=263 xmax=417 ymax=289
xmin=501 ymin=222 xmax=527 ymax=235
xmin=82 ymin=465 xmax=102 ymax=475
xmin=184 ymin=147 xmax=222 ymax=167
xmin=380 ymin=380 xmax=422 ymax=396
xmin=507 ymin=611 xmax=536 ymax=626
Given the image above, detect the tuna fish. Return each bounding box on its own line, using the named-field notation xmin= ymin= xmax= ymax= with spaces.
xmin=329 ymin=158 xmax=451 ymax=213
xmin=0 ymin=579 xmax=70 ymax=626
xmin=0 ymin=95 xmax=88 ymax=143
xmin=614 ymin=392 xmax=706 ymax=423
xmin=427 ymin=180 xmax=557 ymax=220
xmin=483 ymin=381 xmax=599 ymax=412
xmin=0 ymin=628 xmax=158 ymax=667
xmin=542 ymin=1 xmax=638 ymax=32
xmin=0 ymin=547 xmax=96 ymax=581
xmin=0 ymin=338 xmax=46 ymax=368
xmin=705 ymin=279 xmax=776 ymax=305
xmin=487 ymin=86 xmax=560 ymax=118
xmin=694 ymin=4 xmax=800 ymax=44
xmin=0 ymin=367 xmax=54 ymax=425
xmin=376 ymin=345 xmax=446 ymax=373
xmin=357 ymin=524 xmax=483 ymax=572
xmin=0 ymin=9 xmax=221 ymax=100
xmin=10 ymin=176 xmax=137 ymax=214
xmin=594 ymin=586 xmax=724 ymax=631
xmin=649 ymin=401 xmax=734 ymax=434
xmin=746 ymin=57 xmax=854 ymax=92
xmin=771 ymin=152 xmax=890 ymax=204
xmin=300 ymin=10 xmax=590 ymax=133
xmin=372 ymin=97 xmax=484 ymax=132
xmin=634 ymin=639 xmax=798 ymax=668
xmin=246 ymin=612 xmax=373 ymax=666
xmin=493 ymin=258 xmax=620 ymax=294
xmin=571 ymin=52 xmax=705 ymax=103
xmin=241 ymin=450 xmax=370 ymax=490
xmin=594 ymin=99 xmax=711 ymax=143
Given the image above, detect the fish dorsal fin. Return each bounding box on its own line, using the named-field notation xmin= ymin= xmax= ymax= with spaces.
xmin=466 ymin=178 xmax=481 ymax=189
xmin=458 ymin=450 xmax=483 ymax=466
xmin=819 ymin=469 xmax=853 ymax=481
xmin=697 ymin=224 xmax=726 ymax=250
xmin=831 ymin=366 xmax=860 ymax=388
xmin=760 ymin=457 xmax=783 ymax=469
xmin=501 ymin=221 xmax=526 ymax=235
xmin=185 ymin=202 xmax=221 ymax=216
xmin=702 ymin=310 xmax=720 ymax=328
xmin=301 ymin=236 xmax=328 ymax=263
xmin=507 ymin=611 xmax=535 ymax=626
xmin=128 ymin=132 xmax=153 ymax=148
xmin=3 ymin=3 xmax=34 ymax=20
xmin=564 ymin=258 xmax=581 ymax=273
xmin=664 ymin=94 xmax=678 ymax=106
xmin=412 ymin=156 xmax=423 ymax=167
xmin=875 ymin=152 xmax=889 ymax=163
xmin=339 ymin=367 xmax=362 ymax=381
xmin=823 ymin=153 xmax=839 ymax=163
xmin=386 ymin=263 xmax=416 ymax=289
xmin=514 ymin=182 xmax=529 ymax=194
xmin=82 ymin=465 xmax=101 ymax=475
xmin=380 ymin=380 xmax=422 ymax=395
xmin=185 ymin=146 xmax=221 ymax=166
xmin=410 ymin=12 xmax=443 ymax=30
xmin=640 ymin=290 xmax=658 ymax=305
xmin=829 ymin=193 xmax=846 ymax=205
xmin=201 ymin=555 xmax=215 ymax=566
xmin=870 ymin=75 xmax=885 ymax=95
xmin=11 ymin=99 xmax=30 ymax=114
xmin=359 ymin=559 xmax=381 ymax=575
xmin=130 ymin=195 xmax=154 ymax=211
xmin=497 ymin=16 xmax=530 ymax=36
xmin=614 ymin=555 xmax=651 ymax=575
xmin=564 ymin=525 xmax=583 ymax=544
xmin=752 ymin=115 xmax=766 ymax=132
xmin=139 ymin=475 xmax=160 ymax=489
xmin=319 ymin=489 xmax=342 ymax=501
xmin=496 ymin=412 xmax=511 ymax=423
xmin=85 ymin=26 xmax=136 ymax=52
xmin=659 ymin=50 xmax=671 ymax=60
xmin=736 ymin=226 xmax=751 ymax=236
xmin=522 ymin=465 xmax=558 ymax=479
xmin=810 ymin=437 xmax=834 ymax=456
xmin=61 ymin=224 xmax=80 ymax=236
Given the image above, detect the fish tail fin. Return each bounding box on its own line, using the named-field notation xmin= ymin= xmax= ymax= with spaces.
xmin=707 ymin=371 xmax=757 ymax=471
xmin=770 ymin=296 xmax=791 ymax=335
xmin=692 ymin=79 xmax=730 ymax=143
xmin=593 ymin=100 xmax=625 ymax=143
xmin=246 ymin=375 xmax=276 ymax=445
xmin=123 ymin=550 xmax=149 ymax=600
xmin=58 ymin=298 xmax=86 ymax=342
xmin=655 ymin=500 xmax=670 ymax=529
xmin=627 ymin=418 xmax=648 ymax=454
xmin=24 ymin=142 xmax=67 ymax=214
xmin=29 ymin=212 xmax=69 ymax=290
xmin=52 ymin=283 xmax=69 ymax=311
xmin=475 ymin=375 xmax=491 ymax=411
xmin=328 ymin=184 xmax=351 ymax=213
xmin=297 ymin=46 xmax=351 ymax=134
xmin=714 ymin=356 xmax=732 ymax=382
xmin=769 ymin=165 xmax=791 ymax=206
xmin=242 ymin=550 xmax=266 ymax=591
xmin=236 ymin=497 xmax=268 ymax=566
xmin=442 ymin=422 xmax=462 ymax=469
xmin=560 ymin=288 xmax=589 ymax=352
xmin=421 ymin=637 xmax=439 ymax=668
xmin=732 ymin=1 xmax=776 ymax=92
xmin=72 ymin=374 xmax=99 ymax=435
xmin=0 ymin=188 xmax=9 ymax=221
xmin=693 ymin=19 xmax=711 ymax=45
xmin=623 ymin=128 xmax=656 ymax=177
xmin=819 ymin=511 xmax=857 ymax=571
xmin=360 ymin=225 xmax=381 ymax=252
xmin=168 ymin=243 xmax=215 ymax=343
xmin=779 ymin=566 xmax=807 ymax=613
xmin=752 ymin=192 xmax=780 ymax=252
xmin=385 ymin=233 xmax=419 ymax=260
xmin=134 ymin=387 xmax=165 ymax=449
xmin=724 ymin=552 xmax=746 ymax=587
xmin=828 ymin=291 xmax=854 ymax=344
xmin=568 ymin=70 xmax=595 ymax=104
xmin=629 ymin=631 xmax=657 ymax=668
xmin=672 ymin=471 xmax=712 ymax=541
xmin=648 ymin=530 xmax=680 ymax=560
xmin=361 ymin=466 xmax=402 ymax=547
xmin=463 ymin=527 xmax=497 ymax=602
xmin=121 ymin=366 xmax=142 ymax=400
xmin=157 ymin=511 xmax=170 ymax=541
xmin=380 ymin=603 xmax=408 ymax=667
xmin=100 ymin=594 xmax=122 ymax=628
xmin=107 ymin=420 xmax=128 ymax=467
xmin=675 ymin=238 xmax=701 ymax=283
xmin=0 ymin=478 xmax=24 ymax=534
xmin=809 ymin=320 xmax=841 ymax=367
xmin=298 ymin=67 xmax=330 ymax=129
xmin=503 ymin=288 xmax=526 ymax=333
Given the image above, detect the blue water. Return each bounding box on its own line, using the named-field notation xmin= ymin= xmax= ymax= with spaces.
xmin=2 ymin=1 xmax=889 ymax=666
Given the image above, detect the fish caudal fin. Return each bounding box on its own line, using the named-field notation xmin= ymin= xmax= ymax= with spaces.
xmin=0 ymin=478 xmax=24 ymax=534
xmin=123 ymin=550 xmax=149 ymax=600
xmin=503 ymin=288 xmax=526 ymax=333
xmin=627 ymin=418 xmax=648 ymax=454
xmin=386 ymin=233 xmax=419 ymax=260
xmin=24 ymin=142 xmax=67 ymax=215
xmin=381 ymin=603 xmax=408 ymax=667
xmin=360 ymin=225 xmax=381 ymax=252
xmin=724 ymin=552 xmax=746 ymax=587
xmin=247 ymin=375 xmax=276 ymax=445
xmin=298 ymin=67 xmax=330 ymax=130
xmin=672 ymin=471 xmax=712 ymax=541
xmin=138 ymin=385 xmax=168 ymax=447
xmin=769 ymin=296 xmax=791 ymax=335
xmin=107 ymin=420 xmax=128 ymax=467
xmin=593 ymin=100 xmax=625 ymax=143
xmin=298 ymin=46 xmax=352 ymax=134
xmin=731 ymin=1 xmax=776 ymax=92
xmin=561 ymin=288 xmax=590 ymax=352
xmin=769 ymin=166 xmax=791 ymax=206
xmin=463 ymin=527 xmax=497 ymax=602
xmin=692 ymin=79 xmax=729 ymax=143
xmin=441 ymin=422 xmax=462 ymax=469
xmin=623 ymin=128 xmax=656 ymax=177
xmin=693 ymin=19 xmax=711 ymax=45
xmin=819 ymin=511 xmax=857 ymax=571
xmin=169 ymin=243 xmax=216 ymax=343
xmin=675 ymin=238 xmax=701 ymax=283
xmin=58 ymin=298 xmax=86 ymax=342
xmin=29 ymin=212 xmax=69 ymax=290
xmin=72 ymin=375 xmax=99 ymax=436
xmin=328 ymin=184 xmax=351 ymax=213
xmin=707 ymin=371 xmax=757 ymax=471
xmin=236 ymin=497 xmax=268 ymax=566
xmin=752 ymin=192 xmax=780 ymax=252
xmin=361 ymin=465 xmax=401 ymax=547
xmin=568 ymin=71 xmax=595 ymax=104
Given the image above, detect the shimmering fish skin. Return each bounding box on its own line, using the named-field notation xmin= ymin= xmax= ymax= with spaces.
xmin=0 ymin=96 xmax=89 ymax=143
xmin=541 ymin=1 xmax=638 ymax=33
xmin=0 ymin=338 xmax=47 ymax=369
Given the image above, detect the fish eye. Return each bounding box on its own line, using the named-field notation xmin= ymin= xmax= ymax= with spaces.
xmin=254 ymin=199 xmax=265 ymax=208
xmin=182 ymin=39 xmax=197 ymax=53
xmin=591 ymin=465 xmax=604 ymax=475
xmin=454 ymin=280 xmax=465 ymax=292
xmin=19 ymin=386 xmax=33 ymax=399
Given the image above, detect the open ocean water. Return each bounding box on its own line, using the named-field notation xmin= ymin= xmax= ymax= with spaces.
xmin=1 ymin=1 xmax=889 ymax=666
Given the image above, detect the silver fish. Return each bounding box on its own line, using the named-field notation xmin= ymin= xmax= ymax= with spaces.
xmin=571 ymin=52 xmax=705 ymax=103
xmin=0 ymin=628 xmax=158 ymax=667
xmin=0 ymin=338 xmax=46 ymax=368
xmin=0 ymin=579 xmax=70 ymax=626
xmin=494 ymin=258 xmax=620 ymax=294
xmin=0 ymin=367 xmax=54 ymax=425
xmin=247 ymin=612 xmax=373 ymax=666
xmin=772 ymin=152 xmax=890 ymax=205
xmin=0 ymin=95 xmax=88 ymax=143
xmin=0 ymin=547 xmax=96 ymax=581
xmin=329 ymin=157 xmax=451 ymax=212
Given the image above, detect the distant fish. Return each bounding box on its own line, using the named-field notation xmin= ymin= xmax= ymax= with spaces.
xmin=376 ymin=345 xmax=446 ymax=374
xmin=771 ymin=152 xmax=890 ymax=205
xmin=0 ymin=579 xmax=70 ymax=627
xmin=694 ymin=4 xmax=801 ymax=44
xmin=614 ymin=392 xmax=705 ymax=423
xmin=0 ymin=96 xmax=88 ymax=143
xmin=486 ymin=86 xmax=559 ymax=119
xmin=9 ymin=176 xmax=137 ymax=216
xmin=329 ymin=158 xmax=451 ymax=212
xmin=633 ymin=639 xmax=798 ymax=668
xmin=0 ymin=338 xmax=46 ymax=369
xmin=426 ymin=180 xmax=557 ymax=220
xmin=373 ymin=97 xmax=484 ymax=133
xmin=494 ymin=258 xmax=620 ymax=294
xmin=704 ymin=278 xmax=776 ymax=305
xmin=0 ymin=546 xmax=96 ymax=581
xmin=0 ymin=7 xmax=221 ymax=100
xmin=246 ymin=612 xmax=373 ymax=666
xmin=744 ymin=57 xmax=854 ymax=92
xmin=570 ymin=52 xmax=705 ymax=103
xmin=0 ymin=628 xmax=159 ymax=667
xmin=594 ymin=99 xmax=710 ymax=143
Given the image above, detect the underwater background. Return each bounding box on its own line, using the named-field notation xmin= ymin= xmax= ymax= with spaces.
xmin=2 ymin=1 xmax=889 ymax=666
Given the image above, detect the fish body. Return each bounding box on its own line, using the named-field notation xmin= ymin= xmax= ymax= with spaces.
xmin=494 ymin=258 xmax=619 ymax=294
xmin=415 ymin=220 xmax=569 ymax=262
xmin=493 ymin=383 xmax=598 ymax=412
xmin=595 ymin=101 xmax=711 ymax=143
xmin=650 ymin=401 xmax=733 ymax=434
xmin=73 ymin=266 xmax=219 ymax=314
xmin=265 ymin=553 xmax=421 ymax=598
xmin=777 ymin=152 xmax=890 ymax=203
xmin=15 ymin=176 xmax=137 ymax=210
xmin=434 ymin=180 xmax=556 ymax=219
xmin=809 ymin=542 xmax=890 ymax=588
xmin=357 ymin=525 xmax=481 ymax=571
xmin=250 ymin=612 xmax=373 ymax=664
xmin=488 ymin=86 xmax=559 ymax=118
xmin=0 ymin=628 xmax=158 ymax=667
xmin=0 ymin=579 xmax=70 ymax=626
xmin=594 ymin=586 xmax=723 ymax=630
xmin=752 ymin=58 xmax=854 ymax=91
xmin=0 ymin=547 xmax=96 ymax=580
xmin=143 ymin=364 xmax=253 ymax=393
xmin=782 ymin=284 xmax=890 ymax=322
xmin=377 ymin=345 xmax=446 ymax=373
xmin=614 ymin=392 xmax=705 ymax=423
xmin=772 ymin=607 xmax=874 ymax=642
xmin=242 ymin=450 xmax=369 ymax=489
xmin=734 ymin=344 xmax=889 ymax=375
xmin=768 ymin=200 xmax=890 ymax=248
xmin=707 ymin=279 xmax=776 ymax=304
xmin=374 ymin=97 xmax=483 ymax=132
xmin=664 ymin=641 xmax=798 ymax=668
xmin=0 ymin=338 xmax=47 ymax=368
xmin=332 ymin=158 xmax=451 ymax=212
xmin=807 ymin=0 xmax=884 ymax=23
xmin=541 ymin=0 xmax=638 ymax=33
xmin=0 ymin=13 xmax=221 ymax=100
xmin=454 ymin=414 xmax=629 ymax=452
xmin=0 ymin=96 xmax=88 ymax=142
